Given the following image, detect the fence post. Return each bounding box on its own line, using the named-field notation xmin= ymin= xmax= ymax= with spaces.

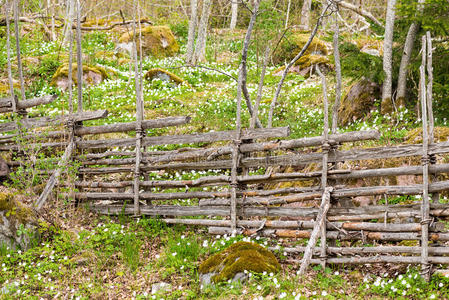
xmin=420 ymin=35 xmax=431 ymax=280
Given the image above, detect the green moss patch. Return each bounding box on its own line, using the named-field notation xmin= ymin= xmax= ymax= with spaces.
xmin=405 ymin=127 xmax=449 ymax=144
xmin=274 ymin=33 xmax=328 ymax=65
xmin=119 ymin=26 xmax=179 ymax=58
xmin=199 ymin=241 xmax=280 ymax=284
xmin=145 ymin=68 xmax=186 ymax=85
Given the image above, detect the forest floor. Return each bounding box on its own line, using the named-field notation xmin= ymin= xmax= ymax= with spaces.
xmin=1 ymin=25 xmax=449 ymax=299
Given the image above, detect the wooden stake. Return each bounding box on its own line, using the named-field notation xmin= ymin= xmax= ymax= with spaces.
xmin=132 ymin=0 xmax=143 ymax=216
xmin=316 ymin=64 xmax=329 ymax=270
xmin=13 ymin=0 xmax=25 ymax=103
xmin=420 ymin=35 xmax=431 ymax=280
xmin=5 ymin=0 xmax=16 ymax=113
xmin=75 ymin=0 xmax=83 ymax=112
xmin=297 ymin=187 xmax=332 ymax=275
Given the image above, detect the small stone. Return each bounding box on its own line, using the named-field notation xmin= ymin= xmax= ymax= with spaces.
xmin=151 ymin=282 xmax=172 ymax=295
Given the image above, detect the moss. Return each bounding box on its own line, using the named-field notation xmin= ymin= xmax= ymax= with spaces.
xmin=0 ymin=83 xmax=20 ymax=96
xmin=272 ymin=54 xmax=330 ymax=76
xmin=381 ymin=97 xmax=394 ymax=114
xmin=145 ymin=68 xmax=186 ymax=85
xmin=119 ymin=26 xmax=179 ymax=58
xmin=50 ymin=63 xmax=109 ymax=86
xmin=274 ymin=33 xmax=328 ymax=65
xmin=405 ymin=127 xmax=449 ymax=144
xmin=199 ymin=241 xmax=280 ymax=283
xmin=0 ymin=192 xmax=35 ymax=224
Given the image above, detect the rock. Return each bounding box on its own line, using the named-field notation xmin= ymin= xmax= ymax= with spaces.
xmin=145 ymin=68 xmax=186 ymax=85
xmin=70 ymin=249 xmax=96 ymax=266
xmin=0 ymin=190 xmax=39 ymax=250
xmin=405 ymin=127 xmax=449 ymax=144
xmin=273 ymin=32 xmax=328 ymax=65
xmin=151 ymin=282 xmax=172 ymax=294
xmin=199 ymin=241 xmax=280 ymax=285
xmin=118 ymin=26 xmax=179 ymax=58
xmin=272 ymin=54 xmax=331 ymax=77
xmin=0 ymin=157 xmax=10 ymax=178
xmin=338 ymin=78 xmax=381 ymax=126
xmin=51 ymin=63 xmax=110 ymax=90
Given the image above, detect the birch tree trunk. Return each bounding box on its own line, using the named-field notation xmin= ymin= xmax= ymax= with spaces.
xmin=230 ymin=0 xmax=238 ymax=30
xmin=185 ymin=0 xmax=198 ymax=64
xmin=300 ymin=0 xmax=312 ymax=31
xmin=381 ymin=0 xmax=397 ymax=114
xmin=285 ymin=0 xmax=291 ymax=29
xmin=396 ymin=0 xmax=424 ymax=107
xmin=193 ymin=0 xmax=212 ymax=64
xmin=64 ymin=0 xmax=75 ymax=46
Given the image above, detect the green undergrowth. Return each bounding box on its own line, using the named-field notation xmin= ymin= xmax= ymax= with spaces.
xmin=2 ymin=217 xmax=449 ymax=299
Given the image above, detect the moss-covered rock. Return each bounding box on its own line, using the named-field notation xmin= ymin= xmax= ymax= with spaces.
xmin=145 ymin=68 xmax=186 ymax=85
xmin=118 ymin=26 xmax=179 ymax=58
xmin=274 ymin=33 xmax=328 ymax=65
xmin=0 ymin=190 xmax=39 ymax=250
xmin=405 ymin=127 xmax=449 ymax=144
xmin=338 ymin=78 xmax=381 ymax=126
xmin=272 ymin=54 xmax=331 ymax=77
xmin=51 ymin=63 xmax=109 ymax=89
xmin=199 ymin=241 xmax=280 ymax=285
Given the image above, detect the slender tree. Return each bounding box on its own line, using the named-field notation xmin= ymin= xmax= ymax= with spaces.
xmin=332 ymin=5 xmax=341 ymax=134
xmin=185 ymin=0 xmax=198 ymax=64
xmin=230 ymin=0 xmax=238 ymax=30
xmin=396 ymin=0 xmax=425 ymax=106
xmin=381 ymin=0 xmax=397 ymax=114
xmin=192 ymin=0 xmax=212 ymax=64
xmin=75 ymin=0 xmax=83 ymax=112
xmin=5 ymin=0 xmax=16 ymax=112
xmin=13 ymin=0 xmax=25 ymax=102
xmin=300 ymin=0 xmax=312 ymax=30
xmin=64 ymin=0 xmax=76 ymax=46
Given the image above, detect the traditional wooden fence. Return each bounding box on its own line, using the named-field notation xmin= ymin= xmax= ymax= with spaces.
xmin=2 ymin=88 xmax=449 ymax=277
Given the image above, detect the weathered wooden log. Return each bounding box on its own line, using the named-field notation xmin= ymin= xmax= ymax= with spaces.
xmin=81 ymin=130 xmax=379 ymax=164
xmin=0 ymin=95 xmax=56 ymax=113
xmin=0 ymin=109 xmax=108 ymax=134
xmin=76 ymin=127 xmax=290 ymax=149
xmin=198 ymin=179 xmax=449 ymax=206
xmin=208 ymin=227 xmax=449 ymax=241
xmin=75 ymin=116 xmax=191 ymax=136
xmin=0 ymin=117 xmax=191 ymax=143
xmin=73 ymin=186 xmax=320 ymax=201
xmin=162 ymin=218 xmax=445 ymax=232
xmin=76 ymin=141 xmax=449 ymax=173
xmin=299 ymin=187 xmax=331 ymax=274
xmin=34 ymin=139 xmax=75 ymax=210
xmin=90 ymin=203 xmax=449 ymax=220
xmin=289 ymin=256 xmax=449 ymax=265
xmin=271 ymin=246 xmax=449 ymax=255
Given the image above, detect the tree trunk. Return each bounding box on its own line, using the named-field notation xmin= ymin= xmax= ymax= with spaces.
xmin=285 ymin=0 xmax=291 ymax=29
xmin=230 ymin=0 xmax=238 ymax=30
xmin=396 ymin=0 xmax=424 ymax=107
xmin=300 ymin=0 xmax=312 ymax=31
xmin=396 ymin=22 xmax=419 ymax=107
xmin=192 ymin=0 xmax=212 ymax=64
xmin=185 ymin=0 xmax=198 ymax=64
xmin=381 ymin=0 xmax=397 ymax=114
xmin=64 ymin=0 xmax=75 ymax=46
